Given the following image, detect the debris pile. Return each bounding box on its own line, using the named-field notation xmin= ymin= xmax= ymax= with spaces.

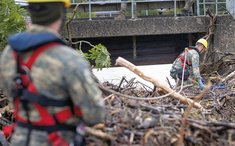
xmin=84 ymin=57 xmax=235 ymax=146
xmin=86 ymin=75 xmax=235 ymax=146
xmin=0 ymin=59 xmax=235 ymax=146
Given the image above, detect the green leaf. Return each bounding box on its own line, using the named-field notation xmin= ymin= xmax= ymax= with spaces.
xmin=76 ymin=43 xmax=111 ymax=70
xmin=0 ymin=0 xmax=26 ymax=50
xmin=88 ymin=44 xmax=111 ymax=70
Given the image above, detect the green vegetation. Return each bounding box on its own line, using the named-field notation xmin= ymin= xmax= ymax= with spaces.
xmin=86 ymin=44 xmax=111 ymax=70
xmin=76 ymin=43 xmax=111 ymax=70
xmin=0 ymin=0 xmax=26 ymax=50
xmin=0 ymin=0 xmax=110 ymax=70
xmin=66 ymin=5 xmax=112 ymax=70
xmin=198 ymin=2 xmax=227 ymax=15
xmin=69 ymin=8 xmax=183 ymax=19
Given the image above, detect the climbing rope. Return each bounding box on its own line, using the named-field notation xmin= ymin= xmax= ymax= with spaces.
xmin=177 ymin=48 xmax=188 ymax=93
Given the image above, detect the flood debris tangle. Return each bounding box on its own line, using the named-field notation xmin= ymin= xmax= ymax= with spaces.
xmin=0 ymin=57 xmax=235 ymax=145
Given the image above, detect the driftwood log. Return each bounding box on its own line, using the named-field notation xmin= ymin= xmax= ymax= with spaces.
xmin=115 ymin=57 xmax=203 ymax=109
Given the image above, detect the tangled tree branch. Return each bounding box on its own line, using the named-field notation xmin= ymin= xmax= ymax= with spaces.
xmin=202 ymin=8 xmax=217 ymax=64
xmin=65 ymin=3 xmax=81 ymax=44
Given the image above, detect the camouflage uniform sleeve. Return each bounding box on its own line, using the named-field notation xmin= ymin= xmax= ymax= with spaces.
xmin=0 ymin=52 xmax=3 ymax=90
xmin=64 ymin=52 xmax=105 ymax=126
xmin=190 ymin=50 xmax=202 ymax=79
xmin=0 ymin=46 xmax=16 ymax=101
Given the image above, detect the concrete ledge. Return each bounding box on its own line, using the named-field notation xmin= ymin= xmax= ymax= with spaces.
xmin=62 ymin=16 xmax=210 ymax=38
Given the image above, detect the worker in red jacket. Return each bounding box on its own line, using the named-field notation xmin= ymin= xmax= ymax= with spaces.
xmin=0 ymin=0 xmax=105 ymax=145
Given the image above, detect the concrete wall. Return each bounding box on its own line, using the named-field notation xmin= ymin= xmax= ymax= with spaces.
xmin=214 ymin=15 xmax=235 ymax=53
xmin=61 ymin=15 xmax=235 ymax=68
xmin=63 ymin=15 xmax=235 ymax=53
xmin=62 ymin=16 xmax=210 ymax=38
xmin=213 ymin=15 xmax=235 ymax=72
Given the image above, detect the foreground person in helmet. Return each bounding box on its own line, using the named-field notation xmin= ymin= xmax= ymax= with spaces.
xmin=170 ymin=38 xmax=208 ymax=90
xmin=0 ymin=0 xmax=105 ymax=145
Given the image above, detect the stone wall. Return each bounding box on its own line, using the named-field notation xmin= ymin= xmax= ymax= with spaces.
xmin=61 ymin=15 xmax=235 ymax=69
xmin=214 ymin=15 xmax=235 ymax=53
xmin=62 ymin=15 xmax=235 ymax=53
xmin=62 ymin=16 xmax=210 ymax=39
xmin=212 ymin=15 xmax=235 ymax=72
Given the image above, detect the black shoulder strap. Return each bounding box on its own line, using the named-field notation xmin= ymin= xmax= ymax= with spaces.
xmin=188 ymin=46 xmax=200 ymax=54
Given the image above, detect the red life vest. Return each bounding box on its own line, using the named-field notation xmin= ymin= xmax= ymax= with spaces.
xmin=10 ymin=42 xmax=82 ymax=146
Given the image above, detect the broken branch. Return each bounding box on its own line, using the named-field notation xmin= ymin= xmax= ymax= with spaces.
xmin=115 ymin=57 xmax=203 ymax=109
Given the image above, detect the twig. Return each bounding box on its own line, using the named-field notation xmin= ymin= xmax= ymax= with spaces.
xmin=217 ymin=92 xmax=235 ymax=100
xmin=85 ymin=127 xmax=116 ymax=141
xmin=117 ymin=76 xmax=126 ymax=91
xmin=103 ymin=94 xmax=115 ymax=101
xmin=177 ymin=82 xmax=211 ymax=146
xmin=65 ymin=3 xmax=81 ymax=43
xmin=143 ymin=129 xmax=155 ymax=145
xmin=203 ymin=8 xmax=217 ymax=64
xmin=221 ymin=70 xmax=235 ymax=83
xmin=98 ymin=84 xmax=175 ymax=100
xmin=166 ymin=77 xmax=173 ymax=89
xmin=187 ymin=118 xmax=235 ymax=129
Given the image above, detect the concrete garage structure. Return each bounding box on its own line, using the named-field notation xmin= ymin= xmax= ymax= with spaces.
xmin=62 ymin=16 xmax=210 ymax=65
xmin=61 ymin=0 xmax=234 ymax=66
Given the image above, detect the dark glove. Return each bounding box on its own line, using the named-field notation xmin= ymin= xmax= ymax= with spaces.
xmin=72 ymin=124 xmax=86 ymax=146
xmin=198 ymin=79 xmax=205 ymax=90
